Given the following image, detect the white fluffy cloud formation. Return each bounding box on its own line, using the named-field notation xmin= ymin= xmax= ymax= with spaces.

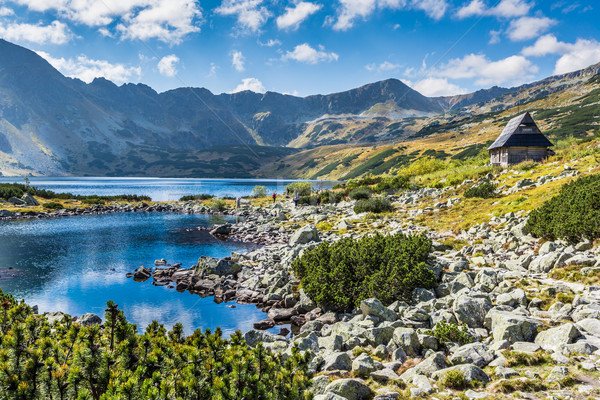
xmin=283 ymin=43 xmax=338 ymax=64
xmin=412 ymin=77 xmax=468 ymax=97
xmin=0 ymin=20 xmax=72 ymax=44
xmin=332 ymin=0 xmax=447 ymax=31
xmin=0 ymin=6 xmax=14 ymax=16
xmin=507 ymin=16 xmax=555 ymax=41
xmin=231 ymin=77 xmax=266 ymax=93
xmin=215 ymin=0 xmax=271 ymax=33
xmin=434 ymin=53 xmax=538 ymax=86
xmin=232 ymin=50 xmax=245 ymax=71
xmin=36 ymin=51 xmax=141 ymax=84
xmin=276 ymin=2 xmax=321 ymax=30
xmin=9 ymin=0 xmax=202 ymax=44
xmin=157 ymin=54 xmax=179 ymax=77
xmin=522 ymin=34 xmax=600 ymax=74
xmin=456 ymin=0 xmax=531 ymax=19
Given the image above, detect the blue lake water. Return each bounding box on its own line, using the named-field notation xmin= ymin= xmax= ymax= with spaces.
xmin=0 ymin=177 xmax=337 ymax=201
xmin=0 ymin=211 xmax=272 ymax=335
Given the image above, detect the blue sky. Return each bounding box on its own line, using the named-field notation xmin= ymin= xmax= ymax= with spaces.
xmin=1 ymin=0 xmax=599 ymax=97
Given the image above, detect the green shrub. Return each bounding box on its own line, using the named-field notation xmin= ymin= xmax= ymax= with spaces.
xmin=285 ymin=181 xmax=312 ymax=196
xmin=81 ymin=198 xmax=105 ymax=205
xmin=464 ymin=182 xmax=497 ymax=199
xmin=525 ymin=174 xmax=600 ymax=243
xmin=292 ymin=233 xmax=436 ymax=311
xmin=250 ymin=185 xmax=267 ymax=198
xmin=426 ymin=321 xmax=472 ymax=346
xmin=0 ymin=183 xmax=151 ymax=202
xmin=354 ymin=198 xmax=394 ymax=214
xmin=321 ymin=190 xmax=344 ymax=204
xmin=209 ymin=198 xmax=227 ymax=211
xmin=0 ymin=290 xmax=311 ymax=399
xmin=180 ymin=194 xmax=214 ymax=201
xmin=348 ymin=187 xmax=372 ymax=200
xmin=373 ymin=175 xmax=410 ymax=192
xmin=43 ymin=202 xmax=64 ymax=210
xmin=439 ymin=370 xmax=469 ymax=390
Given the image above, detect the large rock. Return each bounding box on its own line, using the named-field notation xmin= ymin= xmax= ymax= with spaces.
xmin=21 ymin=193 xmax=39 ymax=206
xmin=449 ymin=342 xmax=494 ymax=367
xmin=393 ymin=327 xmax=421 ymax=357
xmin=529 ymin=252 xmax=560 ymax=273
xmin=322 ymin=352 xmax=352 ymax=371
xmin=360 ymin=298 xmax=396 ymax=322
xmin=8 ymin=196 xmax=26 ymax=206
xmin=195 ymin=256 xmax=242 ymax=276
xmin=453 ymin=295 xmax=493 ymax=329
xmin=577 ymin=318 xmax=600 ymax=337
xmin=496 ymin=289 xmax=527 ymax=308
xmin=244 ymin=330 xmax=288 ymax=347
xmin=352 ymin=353 xmax=376 ymax=377
xmin=133 ymin=266 xmax=152 ymax=281
xmin=535 ymin=323 xmax=580 ymax=351
xmin=401 ymin=352 xmax=448 ymax=381
xmin=364 ymin=326 xmax=395 ymax=347
xmin=289 ymin=224 xmax=319 ymax=245
xmin=324 ymin=379 xmax=372 ymax=400
xmin=77 ymin=313 xmax=102 ymax=326
xmin=474 ymin=268 xmax=498 ymax=292
xmin=489 ymin=311 xmax=541 ymax=344
xmin=432 ymin=364 xmax=491 ymax=384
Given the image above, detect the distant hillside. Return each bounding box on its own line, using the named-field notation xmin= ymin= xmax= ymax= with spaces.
xmin=0 ymin=38 xmax=599 ymax=178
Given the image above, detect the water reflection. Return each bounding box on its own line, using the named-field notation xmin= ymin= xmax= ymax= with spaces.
xmin=0 ymin=212 xmax=265 ymax=335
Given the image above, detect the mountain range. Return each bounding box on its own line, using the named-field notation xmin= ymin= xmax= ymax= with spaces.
xmin=0 ymin=39 xmax=598 ymax=178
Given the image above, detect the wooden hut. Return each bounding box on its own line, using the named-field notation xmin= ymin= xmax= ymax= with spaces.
xmin=488 ymin=112 xmax=553 ymax=166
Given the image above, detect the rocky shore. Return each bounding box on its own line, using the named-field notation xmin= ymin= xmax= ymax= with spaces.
xmin=124 ymin=177 xmax=600 ymax=399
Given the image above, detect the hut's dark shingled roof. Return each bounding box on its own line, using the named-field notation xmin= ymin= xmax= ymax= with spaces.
xmin=488 ymin=112 xmax=553 ymax=151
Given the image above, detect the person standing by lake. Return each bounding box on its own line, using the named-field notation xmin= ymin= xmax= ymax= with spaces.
xmin=272 ymin=191 xmax=277 ymax=203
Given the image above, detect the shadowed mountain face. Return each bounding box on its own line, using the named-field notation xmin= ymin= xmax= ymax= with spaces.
xmin=0 ymin=40 xmax=444 ymax=177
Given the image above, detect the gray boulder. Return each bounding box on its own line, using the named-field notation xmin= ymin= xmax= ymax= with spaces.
xmin=322 ymin=352 xmax=352 ymax=371
xmin=453 ymin=295 xmax=493 ymax=329
xmin=449 ymin=342 xmax=494 ymax=367
xmin=8 ymin=196 xmax=26 ymax=206
xmin=352 ymin=353 xmax=376 ymax=377
xmin=45 ymin=311 xmax=67 ymax=325
xmin=474 ymin=268 xmax=498 ymax=292
xmin=577 ymin=318 xmax=600 ymax=337
xmin=489 ymin=311 xmax=541 ymax=344
xmin=133 ymin=266 xmax=152 ymax=281
xmin=195 ymin=256 xmax=242 ymax=276
xmin=496 ymin=289 xmax=527 ymax=308
xmin=535 ymin=323 xmax=580 ymax=351
xmin=360 ymin=298 xmax=396 ymax=322
xmin=289 ymin=224 xmax=319 ymax=245
xmin=77 ymin=313 xmax=102 ymax=326
xmin=21 ymin=193 xmax=39 ymax=206
xmin=324 ymin=379 xmax=372 ymax=400
xmin=393 ymin=327 xmax=421 ymax=357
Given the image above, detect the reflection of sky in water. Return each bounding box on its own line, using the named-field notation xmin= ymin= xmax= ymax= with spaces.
xmin=0 ymin=212 xmax=270 ymax=336
xmin=0 ymin=177 xmax=337 ymax=201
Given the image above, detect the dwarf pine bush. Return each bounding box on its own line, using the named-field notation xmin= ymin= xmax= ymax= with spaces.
xmin=292 ymin=233 xmax=436 ymax=311
xmin=525 ymin=174 xmax=600 ymax=243
xmin=464 ymin=182 xmax=497 ymax=199
xmin=354 ymin=198 xmax=394 ymax=213
xmin=0 ymin=291 xmax=311 ymax=400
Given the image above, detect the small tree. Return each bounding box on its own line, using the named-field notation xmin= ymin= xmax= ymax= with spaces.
xmin=285 ymin=181 xmax=312 ymax=196
xmin=250 ymin=185 xmax=267 ymax=198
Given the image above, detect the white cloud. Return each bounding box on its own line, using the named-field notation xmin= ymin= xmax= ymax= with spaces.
xmin=365 ymin=61 xmax=401 ymax=72
xmin=11 ymin=0 xmax=202 ymax=44
xmin=411 ymin=77 xmax=468 ymax=96
xmin=522 ymin=34 xmax=600 ymax=74
xmin=434 ymin=53 xmax=538 ymax=86
xmin=0 ymin=20 xmax=73 ymax=44
xmin=332 ymin=0 xmax=447 ymax=31
xmin=0 ymin=6 xmax=14 ymax=16
xmin=456 ymin=0 xmax=531 ymax=19
xmin=231 ymin=50 xmax=245 ymax=72
xmin=215 ymin=0 xmax=271 ymax=33
xmin=207 ymin=62 xmax=218 ymax=77
xmin=36 ymin=51 xmax=141 ymax=84
xmin=259 ymin=38 xmax=281 ymax=47
xmin=231 ymin=77 xmax=265 ymax=93
xmin=157 ymin=54 xmax=179 ymax=77
xmin=507 ymin=16 xmax=555 ymax=41
xmin=489 ymin=29 xmax=501 ymax=44
xmin=276 ymin=1 xmax=321 ymax=30
xmin=283 ymin=43 xmax=338 ymax=64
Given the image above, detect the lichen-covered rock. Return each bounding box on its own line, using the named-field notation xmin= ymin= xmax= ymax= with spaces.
xmin=449 ymin=342 xmax=494 ymax=367
xmin=324 ymin=378 xmax=372 ymax=400
xmin=360 ymin=298 xmax=396 ymax=322
xmin=432 ymin=364 xmax=491 ymax=384
xmin=352 ymin=353 xmax=376 ymax=377
xmin=453 ymin=295 xmax=493 ymax=329
xmin=488 ymin=311 xmax=541 ymax=344
xmin=322 ymin=352 xmax=352 ymax=371
xmin=289 ymin=224 xmax=319 ymax=245
xmin=393 ymin=327 xmax=421 ymax=357
xmin=535 ymin=323 xmax=580 ymax=351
